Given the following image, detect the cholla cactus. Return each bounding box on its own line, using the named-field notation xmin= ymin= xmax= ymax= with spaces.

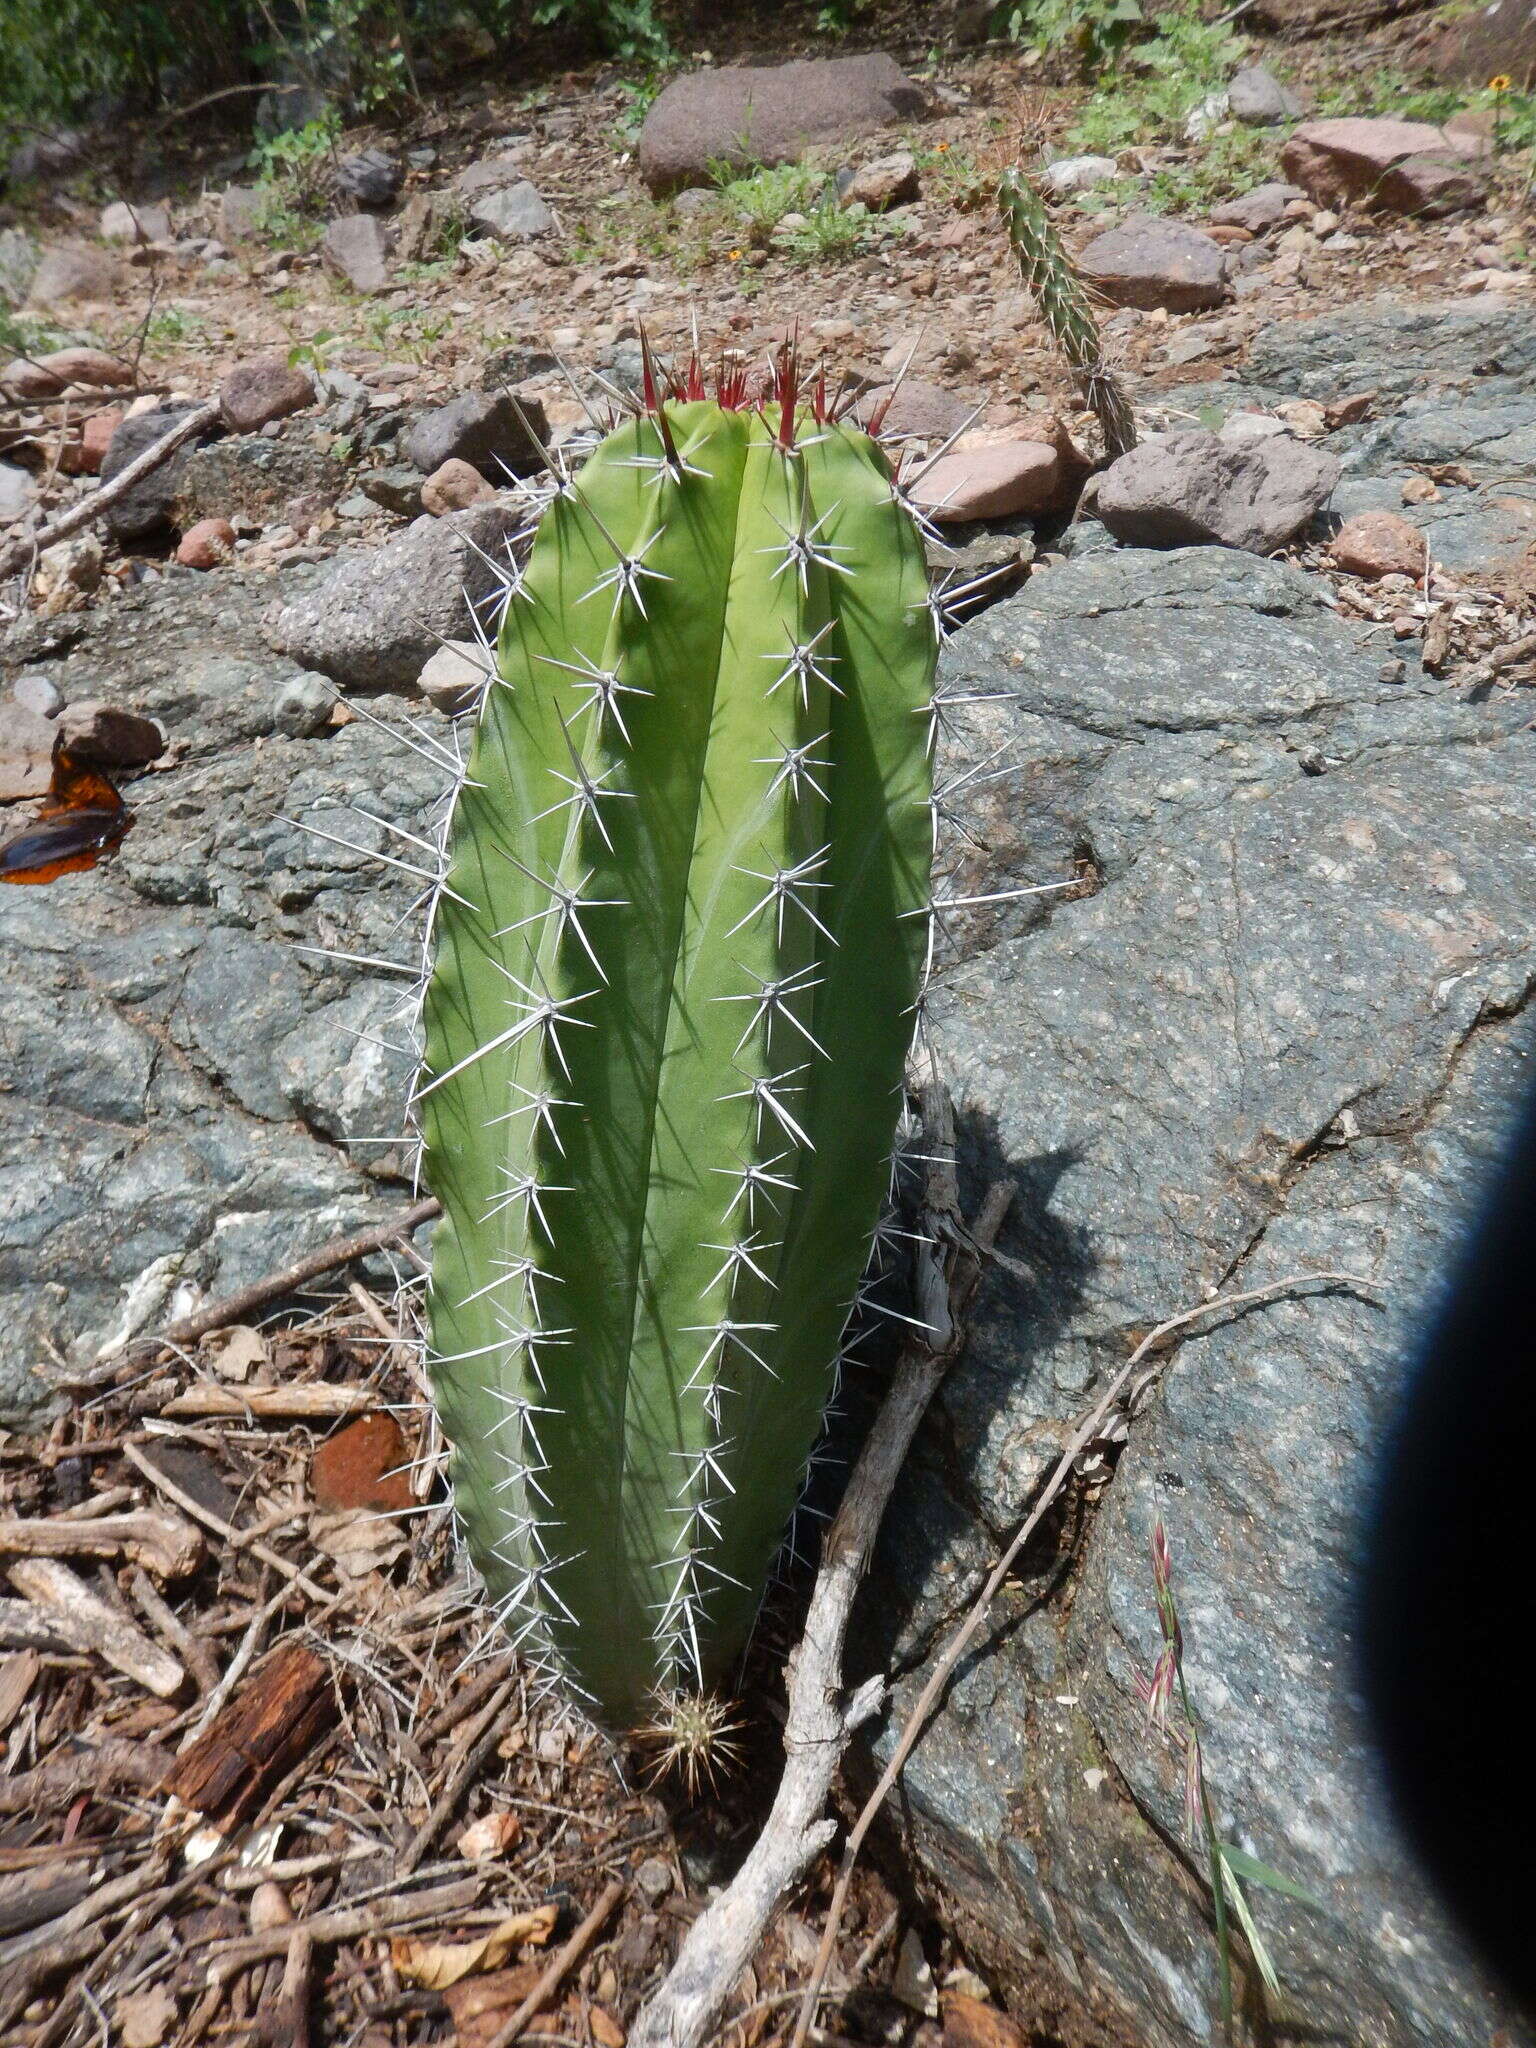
xmin=416 ymin=352 xmax=937 ymax=1725
xmin=998 ymin=167 xmax=1137 ymax=459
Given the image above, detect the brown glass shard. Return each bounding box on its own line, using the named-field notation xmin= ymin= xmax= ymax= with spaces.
xmin=0 ymin=741 xmax=132 ymax=885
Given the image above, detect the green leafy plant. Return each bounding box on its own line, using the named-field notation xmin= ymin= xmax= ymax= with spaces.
xmin=1004 ymin=0 xmax=1144 ymax=75
xmin=710 ymin=159 xmax=826 ymax=246
xmin=998 ymin=166 xmax=1135 ymax=456
xmin=1051 ymin=0 xmax=1255 ymax=151
xmin=287 ymin=327 xmax=342 ymax=372
xmin=1140 ymin=1516 xmax=1324 ymax=2037
xmin=417 ymin=354 xmax=936 ymax=1725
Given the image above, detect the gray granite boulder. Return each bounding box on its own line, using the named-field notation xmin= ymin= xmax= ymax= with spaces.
xmin=1097 ymin=427 xmax=1339 ymax=552
xmin=265 ymin=496 xmax=525 ymax=688
xmin=853 ymin=545 xmax=1535 ymax=2048
xmin=637 ymin=53 xmax=926 ymax=195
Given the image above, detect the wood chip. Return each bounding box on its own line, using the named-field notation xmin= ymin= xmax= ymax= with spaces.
xmin=160 ymin=1384 xmax=376 ymax=1420
xmin=5 ymin=1559 xmax=185 ymax=1698
xmin=163 ymin=1641 xmax=336 ymax=1830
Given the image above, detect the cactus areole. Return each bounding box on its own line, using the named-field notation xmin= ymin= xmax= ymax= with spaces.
xmin=418 ymin=354 xmax=937 ymax=1725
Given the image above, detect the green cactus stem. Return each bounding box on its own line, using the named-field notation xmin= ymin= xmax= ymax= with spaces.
xmin=998 ymin=166 xmax=1138 ymax=459
xmin=417 ymin=352 xmax=937 ymax=1726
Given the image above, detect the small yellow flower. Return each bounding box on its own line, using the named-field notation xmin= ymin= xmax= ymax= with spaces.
xmin=1489 ymin=73 xmax=1513 ymax=93
xmin=936 ymin=140 xmax=951 ymax=152
xmin=727 ymin=247 xmax=743 ymax=261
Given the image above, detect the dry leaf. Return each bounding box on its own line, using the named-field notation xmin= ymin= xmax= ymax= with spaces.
xmin=943 ymin=1993 xmax=1028 ymax=2048
xmin=209 ymin=1325 xmax=267 ymax=1382
xmin=393 ymin=1903 xmax=558 ymax=1990
xmin=455 ymin=1810 xmax=523 ymax=1863
xmin=442 ymin=1965 xmax=544 ymax=2048
xmin=308 ymin=1507 xmax=406 ymax=1579
xmin=590 ymin=2007 xmax=626 ymax=2047
xmin=116 ymin=1984 xmax=179 ymax=2048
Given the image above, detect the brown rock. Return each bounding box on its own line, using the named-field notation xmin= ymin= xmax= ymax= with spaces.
xmin=943 ymin=1995 xmax=1027 ymax=2048
xmin=420 ymin=458 xmax=497 ymax=515
xmin=0 ymin=346 xmax=133 ymax=399
xmin=909 ymin=437 xmax=1061 ymax=523
xmin=220 ymin=357 xmax=314 ymax=433
xmin=1078 ymin=214 xmax=1229 ymax=313
xmin=54 ymin=700 xmax=166 ymax=767
xmin=637 ymin=53 xmax=927 ymax=195
xmin=861 ymin=377 xmax=974 ymax=441
xmin=177 ymin=517 xmax=238 ymax=569
xmin=322 ymin=214 xmax=391 ymax=295
xmin=1433 ymin=0 xmax=1536 ymax=89
xmin=1330 ymin=510 xmax=1425 ymax=580
xmin=25 ymin=246 xmax=125 ymax=308
xmin=0 ymin=706 xmax=58 ymax=802
xmin=840 ymin=150 xmax=920 ymax=211
xmin=1281 ymin=118 xmax=1489 ymax=216
xmin=310 ymin=1413 xmax=415 ymax=1514
xmin=1205 ymin=223 xmax=1254 ymax=246
xmin=1402 ymin=472 xmax=1441 ymax=505
xmin=1211 ymin=181 xmax=1306 ymax=234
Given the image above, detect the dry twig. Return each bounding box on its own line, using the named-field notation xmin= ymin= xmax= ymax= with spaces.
xmin=486 ymin=1878 xmax=627 ymax=2048
xmin=0 ymin=399 xmax=218 ymax=583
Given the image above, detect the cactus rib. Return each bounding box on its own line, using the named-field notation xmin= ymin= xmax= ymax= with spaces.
xmin=418 ymin=358 xmax=936 ymax=1724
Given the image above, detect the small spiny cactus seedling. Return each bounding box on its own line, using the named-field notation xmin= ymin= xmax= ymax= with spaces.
xmin=416 ymin=350 xmax=937 ymax=1726
xmin=998 ymin=166 xmax=1137 ymax=459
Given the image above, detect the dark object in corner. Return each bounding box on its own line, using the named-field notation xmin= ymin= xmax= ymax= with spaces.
xmin=0 ymin=740 xmax=131 ymax=884
xmin=1361 ymin=1067 xmax=1536 ymax=2017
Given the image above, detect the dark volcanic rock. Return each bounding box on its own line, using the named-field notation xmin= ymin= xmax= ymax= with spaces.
xmin=852 ymin=544 xmax=1535 ymax=2048
xmin=637 ymin=53 xmax=926 ymax=195
xmin=402 ymin=388 xmax=550 ymax=480
xmin=100 ymin=404 xmax=212 ymax=542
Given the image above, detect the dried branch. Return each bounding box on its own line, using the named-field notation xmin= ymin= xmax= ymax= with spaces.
xmin=487 ymin=1878 xmax=627 ymax=2048
xmin=5 ymin=1558 xmax=185 ymax=1698
xmin=788 ymin=1266 xmax=1385 ymax=2046
xmin=0 ymin=1509 xmax=204 ymax=1578
xmin=70 ymin=1196 xmax=440 ymax=1385
xmin=630 ymin=1087 xmax=1011 ymax=2048
xmin=0 ymin=399 xmax=218 ymax=584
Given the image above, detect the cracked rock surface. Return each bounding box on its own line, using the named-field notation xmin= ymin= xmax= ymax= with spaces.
xmin=0 ymin=570 xmax=432 ymax=1413
xmin=856 ymin=545 xmax=1534 ymax=2048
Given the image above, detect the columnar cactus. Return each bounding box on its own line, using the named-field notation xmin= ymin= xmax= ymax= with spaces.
xmin=998 ymin=167 xmax=1137 ymax=459
xmin=417 ymin=355 xmax=937 ymax=1726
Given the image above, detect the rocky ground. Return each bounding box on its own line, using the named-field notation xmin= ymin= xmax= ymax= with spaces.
xmin=2 ymin=9 xmax=1535 ymax=2048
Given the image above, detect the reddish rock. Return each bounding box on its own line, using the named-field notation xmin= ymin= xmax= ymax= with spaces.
xmin=1078 ymin=215 xmax=1229 ymax=313
xmin=1281 ymin=118 xmax=1490 ymax=216
xmin=909 ymin=437 xmax=1061 ymax=523
xmin=321 ymin=214 xmax=391 ymax=295
xmin=1330 ymin=510 xmax=1426 ymax=580
xmin=310 ymin=1413 xmax=415 ymax=1514
xmin=1211 ymin=181 xmax=1306 ymax=234
xmin=420 ymin=457 xmax=497 ymax=515
xmin=59 ymin=407 xmax=124 ymax=475
xmin=0 ymin=346 xmax=133 ymax=399
xmin=637 ymin=53 xmax=927 ymax=195
xmin=220 ymin=357 xmax=315 ymax=433
xmin=53 ymin=700 xmax=165 ymax=767
xmin=177 ymin=517 xmax=237 ymax=569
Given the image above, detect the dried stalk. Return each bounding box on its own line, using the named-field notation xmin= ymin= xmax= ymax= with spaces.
xmin=630 ymin=1088 xmax=1011 ymax=2048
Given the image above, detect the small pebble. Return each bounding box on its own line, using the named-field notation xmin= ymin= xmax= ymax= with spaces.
xmin=1378 ymin=659 xmax=1408 ymax=684
xmin=271 ymin=671 xmax=334 ymax=738
xmin=13 ymin=672 xmax=63 ymax=719
xmin=177 ymin=518 xmax=237 ymax=569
